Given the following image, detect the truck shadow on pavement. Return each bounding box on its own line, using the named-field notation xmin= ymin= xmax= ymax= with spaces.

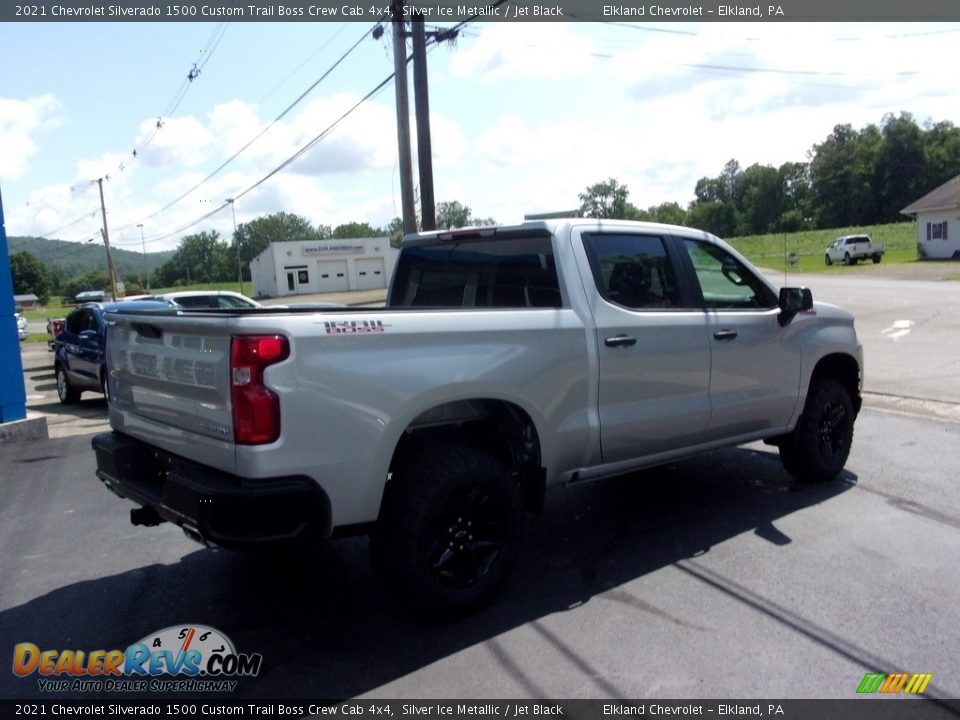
xmin=0 ymin=444 xmax=855 ymax=700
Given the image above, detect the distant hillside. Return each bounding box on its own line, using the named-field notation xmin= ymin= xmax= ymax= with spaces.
xmin=8 ymin=236 xmax=175 ymax=280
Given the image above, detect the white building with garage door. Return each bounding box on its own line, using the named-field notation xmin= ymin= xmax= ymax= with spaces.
xmin=249 ymin=237 xmax=399 ymax=298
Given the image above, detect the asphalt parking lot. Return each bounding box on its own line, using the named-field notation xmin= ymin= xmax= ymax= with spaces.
xmin=2 ymin=278 xmax=959 ymax=703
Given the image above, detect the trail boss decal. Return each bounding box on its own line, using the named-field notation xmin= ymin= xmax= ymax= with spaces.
xmin=324 ymin=320 xmax=389 ymax=335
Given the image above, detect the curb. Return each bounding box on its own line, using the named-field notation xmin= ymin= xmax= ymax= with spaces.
xmin=0 ymin=413 xmax=49 ymax=444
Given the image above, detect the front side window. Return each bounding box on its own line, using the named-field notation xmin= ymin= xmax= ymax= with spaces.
xmin=683 ymin=239 xmax=776 ymax=310
xmin=582 ymin=233 xmax=680 ymax=310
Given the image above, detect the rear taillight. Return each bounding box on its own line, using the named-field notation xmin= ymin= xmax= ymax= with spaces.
xmin=230 ymin=335 xmax=289 ymax=445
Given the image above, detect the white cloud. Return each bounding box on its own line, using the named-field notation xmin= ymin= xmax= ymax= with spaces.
xmin=0 ymin=95 xmax=61 ymax=181
xmin=135 ymin=114 xmax=215 ymax=169
xmin=449 ymin=23 xmax=596 ymax=80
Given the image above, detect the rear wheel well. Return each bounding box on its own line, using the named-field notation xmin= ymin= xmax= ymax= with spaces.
xmin=388 ymin=400 xmax=545 ymax=514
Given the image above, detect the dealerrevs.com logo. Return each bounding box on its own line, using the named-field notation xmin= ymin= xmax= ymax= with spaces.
xmin=13 ymin=624 xmax=262 ymax=693
xmin=857 ymin=672 xmax=933 ymax=695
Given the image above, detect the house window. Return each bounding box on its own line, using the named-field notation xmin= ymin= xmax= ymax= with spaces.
xmin=928 ymin=222 xmax=949 ymax=240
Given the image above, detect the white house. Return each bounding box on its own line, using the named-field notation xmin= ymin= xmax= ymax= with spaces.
xmin=901 ymin=174 xmax=960 ymax=259
xmin=249 ymin=237 xmax=399 ymax=298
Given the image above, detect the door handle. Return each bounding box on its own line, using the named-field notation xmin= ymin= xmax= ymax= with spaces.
xmin=713 ymin=329 xmax=738 ymax=341
xmin=605 ymin=335 xmax=637 ymax=348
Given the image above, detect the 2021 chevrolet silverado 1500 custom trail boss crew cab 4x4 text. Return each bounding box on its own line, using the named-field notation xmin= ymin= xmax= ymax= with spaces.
xmin=92 ymin=219 xmax=863 ymax=613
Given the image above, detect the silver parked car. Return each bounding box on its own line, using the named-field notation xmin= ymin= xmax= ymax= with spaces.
xmin=15 ymin=312 xmax=29 ymax=341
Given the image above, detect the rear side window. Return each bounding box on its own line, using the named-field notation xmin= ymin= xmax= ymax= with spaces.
xmin=390 ymin=236 xmax=562 ymax=308
xmin=217 ymin=295 xmax=254 ymax=309
xmin=65 ymin=308 xmax=99 ymax=334
xmin=65 ymin=310 xmax=85 ymax=334
xmin=173 ymin=296 xmax=215 ymax=309
xmin=582 ymin=233 xmax=680 ymax=310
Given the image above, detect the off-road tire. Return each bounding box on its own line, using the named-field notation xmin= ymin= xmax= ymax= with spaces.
xmin=779 ymin=377 xmax=855 ymax=483
xmin=371 ymin=446 xmax=524 ymax=616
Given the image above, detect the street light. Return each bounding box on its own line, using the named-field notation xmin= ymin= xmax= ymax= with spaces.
xmin=137 ymin=223 xmax=149 ymax=292
xmin=226 ymin=198 xmax=243 ymax=296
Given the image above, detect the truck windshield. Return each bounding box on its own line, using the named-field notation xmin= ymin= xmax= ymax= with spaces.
xmin=389 ymin=236 xmax=562 ymax=308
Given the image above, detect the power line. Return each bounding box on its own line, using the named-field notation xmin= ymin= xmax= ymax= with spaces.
xmin=34 ymin=211 xmax=99 ymax=239
xmin=136 ymin=23 xmax=231 ymax=156
xmin=122 ymin=7 xmax=511 ymax=249
xmin=134 ymin=69 xmax=397 ymax=248
xmin=257 ymin=22 xmax=352 ymax=104
xmin=115 ymin=22 xmax=380 ymax=236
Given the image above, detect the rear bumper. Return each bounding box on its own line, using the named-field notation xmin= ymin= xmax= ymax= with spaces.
xmin=92 ymin=431 xmax=331 ymax=548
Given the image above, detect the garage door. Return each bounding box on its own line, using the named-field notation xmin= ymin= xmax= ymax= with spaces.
xmin=316 ymin=261 xmax=350 ymax=293
xmin=356 ymin=258 xmax=386 ymax=290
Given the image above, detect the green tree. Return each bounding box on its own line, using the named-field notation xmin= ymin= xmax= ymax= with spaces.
xmin=809 ymin=123 xmax=880 ymax=228
xmin=384 ymin=217 xmax=406 ymax=248
xmin=154 ymin=231 xmax=232 ymax=287
xmin=332 ymin=221 xmax=379 ymax=239
xmin=874 ymin=113 xmax=926 ymax=222
xmin=60 ymin=270 xmax=111 ymax=303
xmin=9 ymin=251 xmax=52 ymax=304
xmin=577 ymin=178 xmax=640 ymax=219
xmin=777 ymin=161 xmax=812 ymax=230
xmin=436 ymin=201 xmax=473 ymax=229
xmin=922 ymin=120 xmax=960 ymax=192
xmin=686 ymin=201 xmax=739 ymax=238
xmin=232 ymin=212 xmax=323 ymax=278
xmin=737 ymin=164 xmax=784 ymax=235
xmin=644 ymin=202 xmax=687 ymax=226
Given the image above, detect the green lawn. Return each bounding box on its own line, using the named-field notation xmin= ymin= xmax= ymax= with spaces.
xmin=728 ymin=222 xmax=919 ymax=275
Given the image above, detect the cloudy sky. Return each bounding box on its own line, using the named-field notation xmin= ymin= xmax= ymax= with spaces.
xmin=1 ymin=20 xmax=959 ymax=254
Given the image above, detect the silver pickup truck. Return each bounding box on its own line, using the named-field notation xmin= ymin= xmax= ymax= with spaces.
xmin=93 ymin=219 xmax=863 ymax=613
xmin=825 ymin=234 xmax=885 ymax=265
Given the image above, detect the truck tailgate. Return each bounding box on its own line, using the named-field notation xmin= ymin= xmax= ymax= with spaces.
xmin=105 ymin=311 xmax=238 ymax=473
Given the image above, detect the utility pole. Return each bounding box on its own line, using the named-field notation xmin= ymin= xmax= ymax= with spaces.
xmin=412 ymin=18 xmax=436 ymax=231
xmin=226 ymin=199 xmax=244 ymax=296
xmin=138 ymin=224 xmax=150 ymax=292
xmin=391 ymin=5 xmax=417 ymax=235
xmin=93 ymin=178 xmax=119 ymax=301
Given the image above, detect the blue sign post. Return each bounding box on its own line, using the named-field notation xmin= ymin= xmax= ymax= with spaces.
xmin=0 ymin=184 xmax=28 ymax=423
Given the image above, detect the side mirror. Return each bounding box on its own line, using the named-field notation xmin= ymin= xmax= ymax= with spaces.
xmin=778 ymin=287 xmax=813 ymax=326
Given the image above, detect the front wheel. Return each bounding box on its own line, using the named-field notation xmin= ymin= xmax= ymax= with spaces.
xmin=872 ymin=255 xmax=882 ymax=264
xmin=371 ymin=446 xmax=525 ymax=615
xmin=779 ymin=377 xmax=855 ymax=482
xmin=844 ymin=253 xmax=855 ymax=265
xmin=824 ymin=254 xmax=833 ymax=266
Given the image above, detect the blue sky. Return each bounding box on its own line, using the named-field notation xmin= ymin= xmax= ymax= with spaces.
xmin=2 ymin=20 xmax=959 ymax=254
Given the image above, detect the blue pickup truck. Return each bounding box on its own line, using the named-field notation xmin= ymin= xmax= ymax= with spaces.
xmin=53 ymin=301 xmax=169 ymax=404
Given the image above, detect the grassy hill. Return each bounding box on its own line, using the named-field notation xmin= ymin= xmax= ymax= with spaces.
xmin=8 ymin=236 xmax=174 ymax=281
xmin=728 ymin=222 xmax=918 ymax=274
